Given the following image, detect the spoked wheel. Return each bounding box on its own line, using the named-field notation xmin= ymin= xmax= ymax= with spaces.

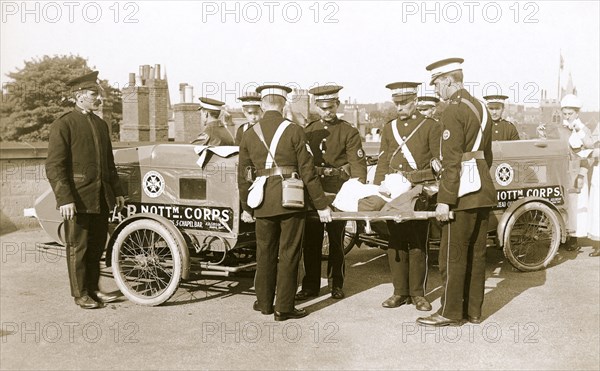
xmin=503 ymin=202 xmax=561 ymax=272
xmin=112 ymin=219 xmax=183 ymax=306
xmin=322 ymin=221 xmax=359 ymax=260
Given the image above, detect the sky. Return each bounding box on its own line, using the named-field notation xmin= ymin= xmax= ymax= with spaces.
xmin=1 ymin=0 xmax=599 ymax=110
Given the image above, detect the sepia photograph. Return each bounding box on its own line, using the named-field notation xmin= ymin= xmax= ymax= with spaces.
xmin=1 ymin=1 xmax=599 ymax=369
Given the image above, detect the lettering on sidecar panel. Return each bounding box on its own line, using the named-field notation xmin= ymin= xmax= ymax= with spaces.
xmin=495 ymin=186 xmax=563 ymax=209
xmin=110 ymin=202 xmax=233 ymax=232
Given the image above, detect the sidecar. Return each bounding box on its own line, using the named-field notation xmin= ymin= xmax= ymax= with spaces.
xmin=339 ymin=138 xmax=576 ymax=272
xmin=32 ymin=144 xmax=256 ymax=306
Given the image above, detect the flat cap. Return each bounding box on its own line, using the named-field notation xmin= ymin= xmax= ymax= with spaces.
xmin=309 ymin=85 xmax=343 ymax=102
xmin=198 ymin=97 xmax=225 ymax=111
xmin=67 ymin=70 xmax=100 ymax=91
xmin=425 ymin=57 xmax=464 ymax=85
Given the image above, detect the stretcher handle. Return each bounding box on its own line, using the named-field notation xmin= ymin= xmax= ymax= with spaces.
xmin=330 ymin=211 xmax=454 ymax=223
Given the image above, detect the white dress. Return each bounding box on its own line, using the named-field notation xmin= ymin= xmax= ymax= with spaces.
xmin=588 ymin=158 xmax=599 ymax=241
xmin=565 ymin=119 xmax=593 ymax=238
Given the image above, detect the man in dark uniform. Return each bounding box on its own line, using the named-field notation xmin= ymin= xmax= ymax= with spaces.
xmin=46 ymin=71 xmax=125 ymax=309
xmin=238 ymin=84 xmax=332 ymax=321
xmin=235 ymin=92 xmax=263 ymax=145
xmin=374 ymin=82 xmax=441 ymax=311
xmin=483 ymin=95 xmax=520 ymax=141
xmin=416 ymin=96 xmax=440 ymax=119
xmin=192 ymin=97 xmax=235 ymax=145
xmin=296 ymin=85 xmax=367 ymax=301
xmin=417 ymin=58 xmax=496 ymax=326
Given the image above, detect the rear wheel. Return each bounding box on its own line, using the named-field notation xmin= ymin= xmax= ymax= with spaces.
xmin=322 ymin=221 xmax=359 ymax=260
xmin=112 ymin=219 xmax=183 ymax=306
xmin=503 ymin=202 xmax=561 ymax=272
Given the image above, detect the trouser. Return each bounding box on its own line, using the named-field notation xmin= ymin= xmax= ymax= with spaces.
xmin=386 ymin=220 xmax=429 ymax=297
xmin=301 ymin=218 xmax=346 ymax=292
xmin=438 ymin=208 xmax=490 ymax=320
xmin=64 ymin=210 xmax=109 ymax=298
xmin=254 ymin=213 xmax=305 ymax=313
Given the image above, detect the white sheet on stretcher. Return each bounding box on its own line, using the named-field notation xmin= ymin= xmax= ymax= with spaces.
xmin=332 ymin=173 xmax=412 ymax=212
xmin=194 ymin=145 xmax=239 ymax=168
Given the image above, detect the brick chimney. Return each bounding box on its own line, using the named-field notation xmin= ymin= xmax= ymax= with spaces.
xmin=120 ymin=71 xmax=150 ymax=142
xmin=147 ymin=64 xmax=168 ymax=141
xmin=120 ymin=64 xmax=170 ymax=142
xmin=174 ymin=83 xmax=200 ymax=142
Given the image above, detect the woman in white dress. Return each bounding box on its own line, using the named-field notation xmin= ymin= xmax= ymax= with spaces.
xmin=560 ymin=95 xmax=594 ymax=250
xmin=587 ymin=124 xmax=599 ymax=256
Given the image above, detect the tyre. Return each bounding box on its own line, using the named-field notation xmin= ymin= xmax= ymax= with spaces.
xmin=502 ymin=202 xmax=561 ymax=272
xmin=112 ymin=219 xmax=183 ymax=306
xmin=322 ymin=221 xmax=359 ymax=260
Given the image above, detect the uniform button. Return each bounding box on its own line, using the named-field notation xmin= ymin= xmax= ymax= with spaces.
xmin=321 ymin=150 xmax=326 ymax=154
xmin=399 ymin=165 xmax=403 ymax=168
xmin=321 ymin=162 xmax=325 ymax=166
xmin=402 ymin=136 xmax=407 ymax=140
xmin=495 ymin=130 xmax=499 ymax=133
xmin=494 ymin=123 xmax=498 ymax=126
xmin=324 ymin=126 xmax=328 ymax=130
xmin=323 ymin=138 xmax=327 ymax=141
xmin=320 ymin=175 xmax=325 ymax=178
xmin=404 ymin=123 xmax=408 ymax=127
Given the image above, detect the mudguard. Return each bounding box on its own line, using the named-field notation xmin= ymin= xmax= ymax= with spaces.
xmin=105 ymin=213 xmax=191 ymax=280
xmin=496 ymin=197 xmax=566 ymax=247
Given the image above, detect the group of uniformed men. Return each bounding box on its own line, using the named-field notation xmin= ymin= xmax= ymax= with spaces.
xmin=47 ymin=58 xmax=522 ymax=326
xmin=228 ymin=57 xmax=519 ymax=324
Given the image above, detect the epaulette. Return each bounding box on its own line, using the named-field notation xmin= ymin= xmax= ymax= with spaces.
xmin=385 ymin=118 xmax=396 ymax=125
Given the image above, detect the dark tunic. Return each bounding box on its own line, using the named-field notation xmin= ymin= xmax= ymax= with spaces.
xmin=238 ymin=110 xmax=329 ymax=217
xmin=234 ymin=122 xmax=253 ymax=146
xmin=374 ymin=111 xmax=441 ymax=185
xmin=437 ymin=89 xmax=496 ymax=211
xmin=192 ymin=120 xmax=235 ymax=146
xmin=46 ymin=108 xmax=123 ymax=213
xmin=491 ymin=118 xmax=520 ymax=141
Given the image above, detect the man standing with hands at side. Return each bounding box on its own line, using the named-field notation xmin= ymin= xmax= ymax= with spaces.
xmin=417 ymin=59 xmax=496 ymax=326
xmin=46 ymin=71 xmax=125 ymax=309
xmin=238 ymin=84 xmax=332 ymax=321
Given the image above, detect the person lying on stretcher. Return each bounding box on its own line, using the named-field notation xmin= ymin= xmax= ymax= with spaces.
xmin=332 ymin=158 xmax=441 ymax=213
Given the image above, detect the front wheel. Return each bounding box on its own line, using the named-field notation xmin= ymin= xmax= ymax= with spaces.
xmin=112 ymin=219 xmax=183 ymax=306
xmin=322 ymin=221 xmax=359 ymax=260
xmin=502 ymin=202 xmax=561 ymax=272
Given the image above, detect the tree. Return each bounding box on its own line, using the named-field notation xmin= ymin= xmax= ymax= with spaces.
xmin=367 ymin=103 xmax=397 ymax=129
xmin=0 ymin=55 xmax=121 ymax=142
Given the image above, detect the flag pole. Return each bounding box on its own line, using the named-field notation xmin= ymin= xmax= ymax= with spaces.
xmin=557 ymin=50 xmax=562 ymax=101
